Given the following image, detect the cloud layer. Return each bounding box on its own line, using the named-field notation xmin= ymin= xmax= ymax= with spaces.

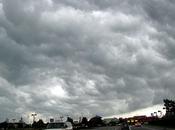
xmin=0 ymin=0 xmax=175 ymax=122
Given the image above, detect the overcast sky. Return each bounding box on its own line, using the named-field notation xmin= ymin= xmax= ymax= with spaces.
xmin=0 ymin=0 xmax=175 ymax=122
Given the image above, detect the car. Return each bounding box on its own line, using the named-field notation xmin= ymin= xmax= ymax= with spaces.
xmin=134 ymin=122 xmax=142 ymax=127
xmin=44 ymin=122 xmax=73 ymax=130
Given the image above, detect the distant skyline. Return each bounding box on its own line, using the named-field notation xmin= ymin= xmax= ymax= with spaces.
xmin=0 ymin=0 xmax=175 ymax=122
xmin=110 ymin=104 xmax=165 ymax=118
xmin=3 ymin=104 xmax=165 ymax=123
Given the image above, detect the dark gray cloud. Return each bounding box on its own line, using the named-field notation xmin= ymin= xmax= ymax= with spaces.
xmin=0 ymin=0 xmax=175 ymax=122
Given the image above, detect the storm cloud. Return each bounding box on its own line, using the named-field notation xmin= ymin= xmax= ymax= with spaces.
xmin=0 ymin=0 xmax=175 ymax=122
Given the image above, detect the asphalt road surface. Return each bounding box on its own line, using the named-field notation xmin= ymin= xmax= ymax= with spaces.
xmin=80 ymin=126 xmax=169 ymax=130
xmin=131 ymin=126 xmax=169 ymax=130
xmin=131 ymin=126 xmax=156 ymax=130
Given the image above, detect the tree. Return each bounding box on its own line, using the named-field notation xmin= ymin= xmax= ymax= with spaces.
xmin=0 ymin=121 xmax=8 ymax=130
xmin=88 ymin=115 xmax=104 ymax=127
xmin=163 ymin=99 xmax=175 ymax=117
xmin=81 ymin=117 xmax=88 ymax=127
xmin=66 ymin=117 xmax=73 ymax=125
xmin=32 ymin=119 xmax=45 ymax=128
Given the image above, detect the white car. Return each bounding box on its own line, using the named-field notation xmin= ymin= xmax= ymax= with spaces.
xmin=45 ymin=122 xmax=73 ymax=130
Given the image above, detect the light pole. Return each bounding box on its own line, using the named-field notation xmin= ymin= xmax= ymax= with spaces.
xmin=154 ymin=112 xmax=158 ymax=117
xmin=158 ymin=110 xmax=163 ymax=118
xmin=31 ymin=113 xmax=37 ymax=123
xmin=151 ymin=113 xmax=154 ymax=117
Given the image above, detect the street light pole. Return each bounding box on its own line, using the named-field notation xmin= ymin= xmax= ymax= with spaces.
xmin=31 ymin=113 xmax=37 ymax=123
xmin=158 ymin=110 xmax=163 ymax=118
xmin=154 ymin=112 xmax=158 ymax=117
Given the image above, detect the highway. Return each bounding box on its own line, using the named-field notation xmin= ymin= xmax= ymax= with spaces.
xmin=131 ymin=126 xmax=157 ymax=130
xmin=131 ymin=126 xmax=169 ymax=130
xmin=80 ymin=125 xmax=169 ymax=130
